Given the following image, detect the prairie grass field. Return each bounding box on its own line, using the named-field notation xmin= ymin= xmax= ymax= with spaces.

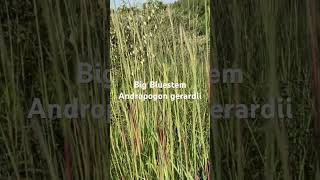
xmin=110 ymin=1 xmax=210 ymax=179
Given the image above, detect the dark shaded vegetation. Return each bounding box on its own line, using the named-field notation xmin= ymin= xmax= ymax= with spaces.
xmin=211 ymin=0 xmax=320 ymax=179
xmin=1 ymin=0 xmax=109 ymax=179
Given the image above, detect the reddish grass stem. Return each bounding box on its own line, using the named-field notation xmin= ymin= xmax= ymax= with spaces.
xmin=64 ymin=139 xmax=72 ymax=180
xmin=307 ymin=0 xmax=320 ymax=144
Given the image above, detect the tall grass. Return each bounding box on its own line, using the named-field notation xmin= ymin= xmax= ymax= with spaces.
xmin=1 ymin=0 xmax=109 ymax=179
xmin=2 ymin=0 xmax=318 ymax=179
xmin=110 ymin=1 xmax=210 ymax=179
xmin=211 ymin=0 xmax=320 ymax=179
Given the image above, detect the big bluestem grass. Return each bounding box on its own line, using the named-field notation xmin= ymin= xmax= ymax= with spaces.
xmin=0 ymin=0 xmax=109 ymax=179
xmin=211 ymin=0 xmax=320 ymax=179
xmin=110 ymin=0 xmax=210 ymax=179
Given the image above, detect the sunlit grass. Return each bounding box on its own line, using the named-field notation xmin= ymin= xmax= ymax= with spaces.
xmin=110 ymin=1 xmax=210 ymax=179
